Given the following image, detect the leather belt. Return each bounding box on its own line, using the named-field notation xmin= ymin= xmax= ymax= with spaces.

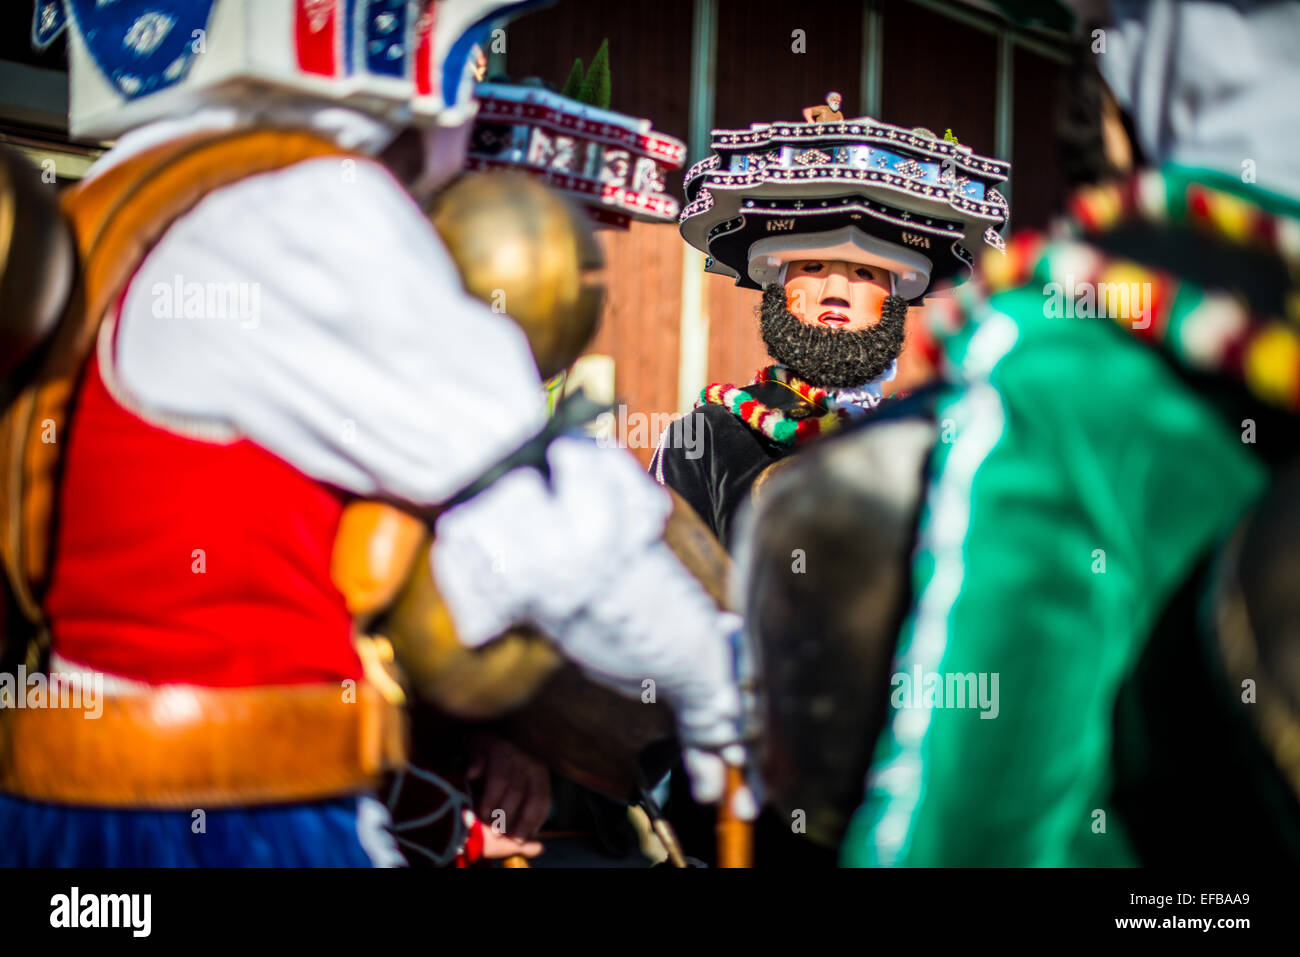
xmin=0 ymin=678 xmax=407 ymax=808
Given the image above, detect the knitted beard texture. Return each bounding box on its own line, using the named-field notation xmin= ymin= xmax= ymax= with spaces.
xmin=759 ymin=283 xmax=908 ymax=389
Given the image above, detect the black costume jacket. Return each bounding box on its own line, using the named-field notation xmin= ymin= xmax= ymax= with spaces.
xmin=651 ymin=379 xmax=808 ymax=548
xmin=651 ymin=376 xmax=843 ymax=866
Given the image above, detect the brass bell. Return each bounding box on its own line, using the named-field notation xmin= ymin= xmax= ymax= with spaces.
xmin=429 ymin=171 xmax=605 ymax=380
xmin=0 ymin=147 xmax=76 ymax=395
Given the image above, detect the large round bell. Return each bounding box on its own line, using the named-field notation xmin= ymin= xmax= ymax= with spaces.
xmin=0 ymin=147 xmax=76 ymax=395
xmin=429 ymin=171 xmax=604 ymax=380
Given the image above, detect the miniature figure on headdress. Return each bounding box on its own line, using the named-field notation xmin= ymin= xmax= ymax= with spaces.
xmin=802 ymin=91 xmax=843 ymax=124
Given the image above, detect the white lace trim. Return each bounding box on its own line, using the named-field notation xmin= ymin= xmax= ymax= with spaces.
xmin=824 ymin=358 xmax=897 ymax=410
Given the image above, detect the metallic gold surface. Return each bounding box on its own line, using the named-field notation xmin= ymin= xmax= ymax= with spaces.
xmin=0 ymin=157 xmax=13 ymax=311
xmin=382 ymin=542 xmax=565 ymax=721
xmin=653 ymin=817 xmax=689 ymax=869
xmin=0 ymin=146 xmax=75 ymax=387
xmin=431 ymin=172 xmax=604 ymax=379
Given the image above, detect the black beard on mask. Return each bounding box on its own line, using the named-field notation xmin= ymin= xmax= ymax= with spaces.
xmin=759 ymin=284 xmax=908 ymax=389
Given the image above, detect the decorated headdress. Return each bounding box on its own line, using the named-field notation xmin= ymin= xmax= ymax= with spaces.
xmin=679 ymin=114 xmax=1011 ymax=299
xmin=33 ymin=0 xmax=551 ymax=140
xmin=463 ymin=43 xmax=686 ymax=228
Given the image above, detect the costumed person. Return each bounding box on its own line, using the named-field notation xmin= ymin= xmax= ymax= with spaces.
xmin=0 ymin=0 xmax=751 ymax=867
xmin=654 ymin=103 xmax=1010 ymax=547
xmin=657 ymin=102 xmax=1010 ymax=866
xmin=741 ymin=0 xmax=1300 ymax=867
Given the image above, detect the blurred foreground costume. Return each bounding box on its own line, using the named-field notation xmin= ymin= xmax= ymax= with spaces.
xmin=0 ymin=0 xmax=748 ymax=867
xmin=440 ymin=63 xmax=763 ymax=869
xmin=739 ymin=0 xmax=1300 ymax=866
xmin=656 ymin=109 xmax=1010 ymax=545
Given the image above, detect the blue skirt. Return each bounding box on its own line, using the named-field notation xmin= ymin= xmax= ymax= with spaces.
xmin=0 ymin=793 xmax=394 ymax=867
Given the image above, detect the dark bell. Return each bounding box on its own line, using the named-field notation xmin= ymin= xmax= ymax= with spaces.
xmin=0 ymin=146 xmax=76 ymax=391
xmin=733 ymin=415 xmax=937 ymax=848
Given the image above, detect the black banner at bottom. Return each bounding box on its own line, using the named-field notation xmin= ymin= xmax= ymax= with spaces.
xmin=0 ymin=866 xmax=1284 ymax=944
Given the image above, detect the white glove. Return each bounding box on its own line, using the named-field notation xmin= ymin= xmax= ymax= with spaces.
xmin=431 ymin=437 xmax=753 ymax=812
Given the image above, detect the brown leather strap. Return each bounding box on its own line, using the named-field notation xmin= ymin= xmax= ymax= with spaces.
xmin=1 ymin=130 xmax=355 ymax=630
xmin=0 ymin=679 xmax=406 ymax=807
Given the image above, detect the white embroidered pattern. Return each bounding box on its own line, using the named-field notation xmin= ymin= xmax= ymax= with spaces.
xmin=123 ymin=11 xmax=176 ymax=56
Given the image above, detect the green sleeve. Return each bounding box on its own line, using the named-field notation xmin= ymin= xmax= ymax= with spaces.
xmin=843 ymin=295 xmax=1266 ymax=867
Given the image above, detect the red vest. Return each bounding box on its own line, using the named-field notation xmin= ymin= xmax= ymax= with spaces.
xmin=43 ymin=316 xmax=361 ymax=687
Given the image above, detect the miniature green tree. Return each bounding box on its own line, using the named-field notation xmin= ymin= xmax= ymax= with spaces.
xmin=561 ymin=57 xmax=584 ymax=99
xmin=578 ymin=39 xmax=611 ymax=109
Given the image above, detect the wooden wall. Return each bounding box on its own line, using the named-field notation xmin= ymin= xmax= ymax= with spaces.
xmin=588 ymin=221 xmax=685 ymax=463
xmin=506 ymin=0 xmax=695 ymax=197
